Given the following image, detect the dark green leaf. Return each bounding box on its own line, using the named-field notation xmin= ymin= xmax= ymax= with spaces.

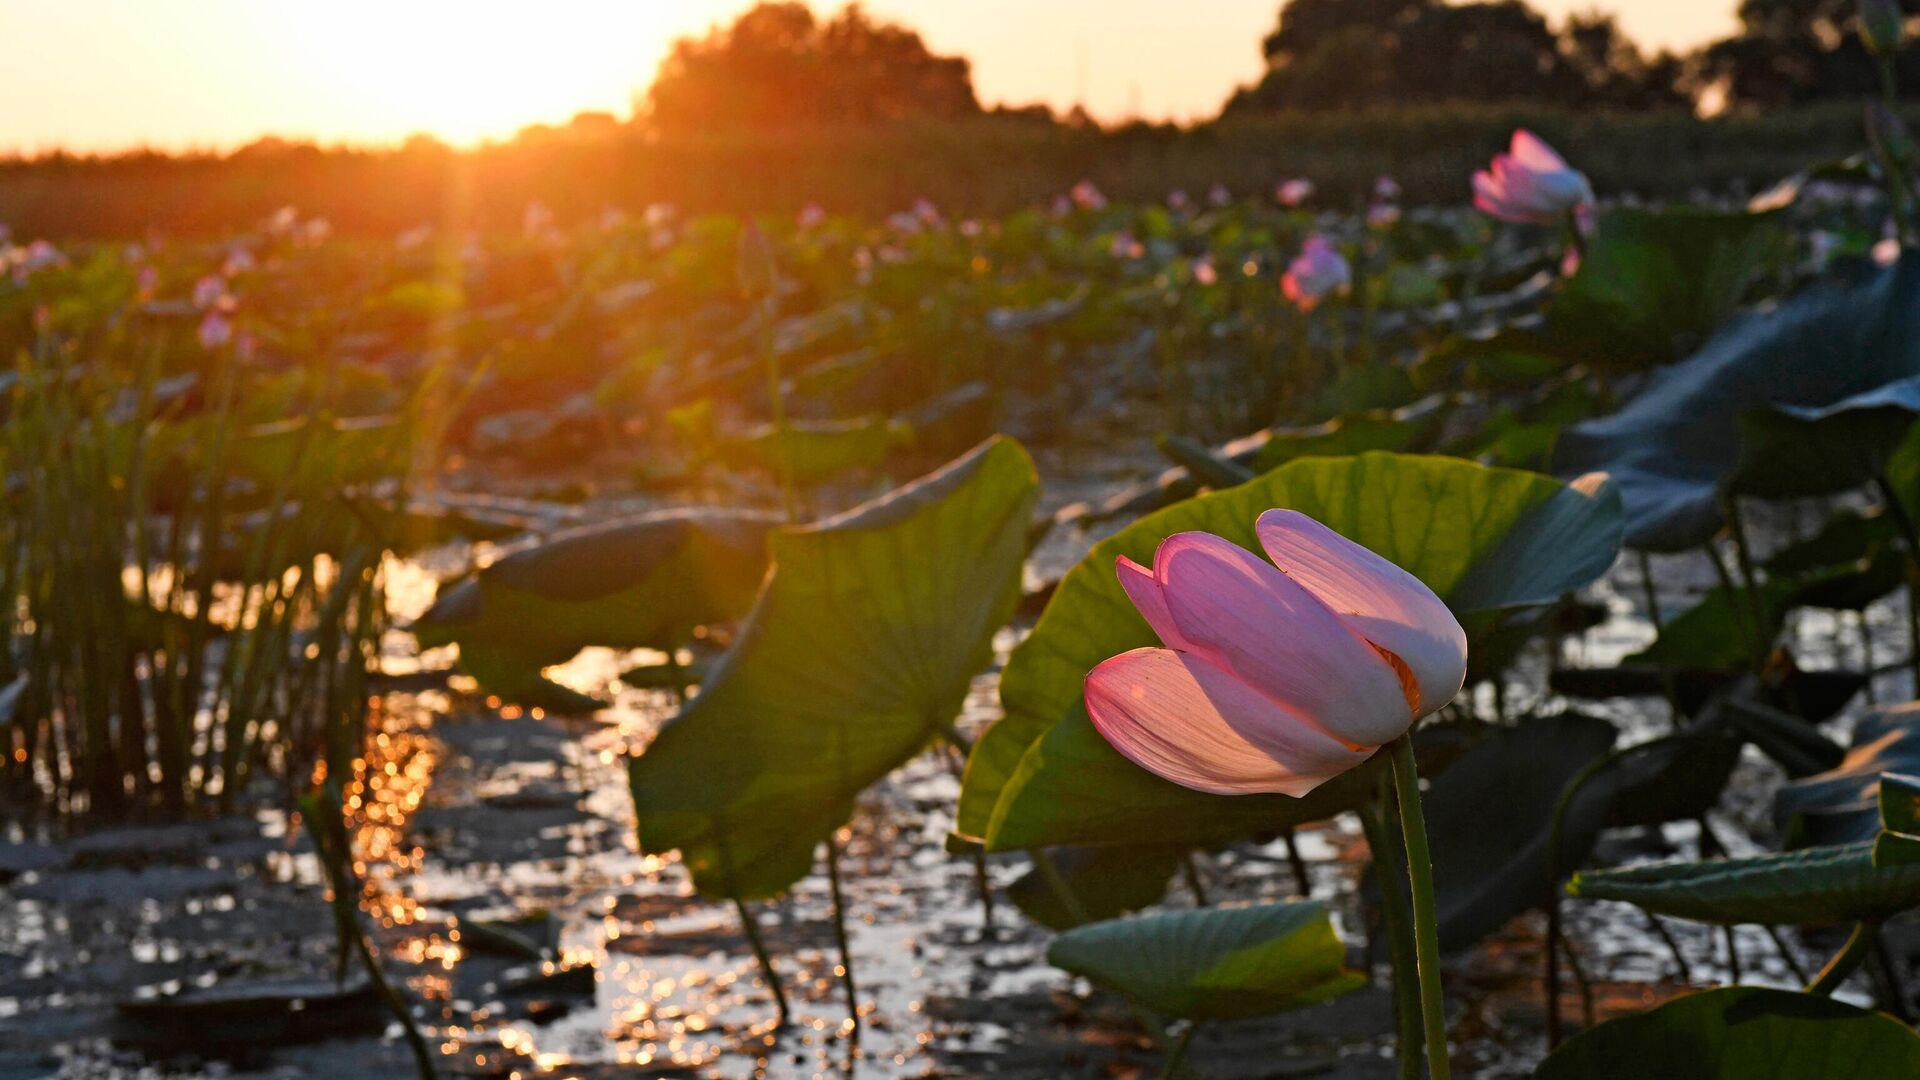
xmin=1535 ymin=987 xmax=1920 ymax=1079
xmin=1555 ymin=254 xmax=1920 ymax=551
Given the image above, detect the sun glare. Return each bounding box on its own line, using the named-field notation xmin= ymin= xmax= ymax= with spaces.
xmin=255 ymin=3 xmax=685 ymax=147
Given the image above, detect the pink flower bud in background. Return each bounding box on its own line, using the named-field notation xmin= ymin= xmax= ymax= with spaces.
xmin=198 ymin=310 xmax=233 ymax=350
xmin=1071 ymin=180 xmax=1107 ymax=211
xmin=1276 ymin=179 xmax=1315 ymax=207
xmin=1472 ymin=130 xmax=1595 ymax=225
xmin=192 ymin=275 xmax=228 ymax=310
xmin=1282 ymin=235 xmax=1351 ymax=311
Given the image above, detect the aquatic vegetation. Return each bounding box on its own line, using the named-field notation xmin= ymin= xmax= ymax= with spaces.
xmin=9 ymin=92 xmax=1920 ymax=1078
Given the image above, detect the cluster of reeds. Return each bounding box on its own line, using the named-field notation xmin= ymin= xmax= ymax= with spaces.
xmin=0 ymin=291 xmax=418 ymax=819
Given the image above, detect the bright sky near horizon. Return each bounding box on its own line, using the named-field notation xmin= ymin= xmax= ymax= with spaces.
xmin=0 ymin=1 xmax=1739 ymax=154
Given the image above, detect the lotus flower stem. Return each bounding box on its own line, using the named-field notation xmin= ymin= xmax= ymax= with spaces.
xmin=1180 ymin=853 xmax=1211 ymax=906
xmin=1361 ymin=789 xmax=1424 ymax=1080
xmin=1280 ymin=828 xmax=1312 ymax=897
xmin=1721 ymin=497 xmax=1768 ymax=665
xmin=1160 ymin=1023 xmax=1197 ymax=1080
xmin=1634 ymin=550 xmax=1684 ymax=729
xmin=1388 ymin=734 xmax=1450 ymax=1080
xmin=1807 ymin=921 xmax=1877 ymax=996
xmin=1701 ymin=539 xmax=1763 ymax=671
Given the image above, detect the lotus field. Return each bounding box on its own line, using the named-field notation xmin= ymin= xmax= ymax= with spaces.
xmin=10 ymin=71 xmax=1920 ymax=1080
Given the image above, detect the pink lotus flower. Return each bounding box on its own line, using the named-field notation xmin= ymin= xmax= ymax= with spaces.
xmin=1282 ymin=235 xmax=1351 ymax=311
xmin=1473 ymin=130 xmax=1594 ymax=225
xmin=197 ymin=310 xmax=234 ymax=350
xmin=1084 ymin=511 xmax=1467 ymax=796
xmin=1276 ymin=179 xmax=1315 ymax=207
xmin=1070 ymin=180 xmax=1107 ymax=211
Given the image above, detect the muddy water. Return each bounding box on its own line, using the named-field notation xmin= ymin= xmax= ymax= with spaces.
xmin=1 ymin=480 xmax=1911 ymax=1078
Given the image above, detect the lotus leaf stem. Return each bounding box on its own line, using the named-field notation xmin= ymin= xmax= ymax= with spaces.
xmin=1807 ymin=922 xmax=1877 ymax=997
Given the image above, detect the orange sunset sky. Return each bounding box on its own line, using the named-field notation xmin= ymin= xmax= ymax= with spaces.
xmin=0 ymin=1 xmax=1739 ymax=154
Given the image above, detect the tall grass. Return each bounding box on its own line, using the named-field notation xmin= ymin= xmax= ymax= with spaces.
xmin=1 ymin=299 xmax=417 ymax=819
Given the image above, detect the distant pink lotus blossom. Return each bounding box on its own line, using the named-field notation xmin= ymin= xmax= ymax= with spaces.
xmin=1276 ymin=179 xmax=1315 ymax=207
xmin=191 ymin=275 xmax=229 ymax=310
xmin=197 ymin=310 xmax=234 ymax=350
xmin=1473 ymin=130 xmax=1594 ymax=225
xmin=797 ymin=203 xmax=828 ymax=230
xmin=1167 ymin=189 xmax=1191 ymax=212
xmin=1207 ymin=183 xmax=1231 ymax=207
xmin=1367 ymin=203 xmax=1402 ymax=229
xmin=1282 ymin=235 xmax=1351 ymax=311
xmin=1071 ymin=180 xmax=1107 ymax=211
xmin=912 ymin=198 xmax=942 ymax=226
xmin=1109 ymin=231 xmax=1143 ymax=259
xmin=1191 ymin=255 xmax=1218 ymax=287
xmin=1374 ymin=176 xmax=1402 ymax=203
xmin=1084 ymin=511 xmax=1467 ymax=796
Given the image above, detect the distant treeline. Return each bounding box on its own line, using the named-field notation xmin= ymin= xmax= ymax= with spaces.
xmin=0 ymin=104 xmax=1893 ymax=240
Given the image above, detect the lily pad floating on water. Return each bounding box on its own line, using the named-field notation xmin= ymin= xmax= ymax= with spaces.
xmin=115 ymin=977 xmax=386 ymax=1053
xmin=412 ymin=508 xmax=778 ymax=710
xmin=628 ymin=436 xmax=1039 ymax=899
xmin=959 ymin=451 xmax=1622 ymax=852
xmin=1046 ymin=900 xmax=1365 ymax=1021
xmin=1534 ymin=986 xmax=1920 ymax=1079
xmin=1555 ymin=254 xmax=1920 ymax=552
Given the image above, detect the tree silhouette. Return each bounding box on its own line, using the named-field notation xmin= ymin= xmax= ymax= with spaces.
xmin=1694 ymin=0 xmax=1920 ymax=107
xmin=1226 ymin=0 xmax=1685 ymax=114
xmin=645 ymin=3 xmax=981 ymax=133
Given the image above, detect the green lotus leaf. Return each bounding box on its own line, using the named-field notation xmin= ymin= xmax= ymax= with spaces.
xmin=1535 ymin=986 xmax=1920 ymax=1079
xmin=1046 ymin=900 xmax=1365 ymax=1022
xmin=1568 ymin=841 xmax=1920 ymax=926
xmin=627 ymin=437 xmax=1038 ymax=899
